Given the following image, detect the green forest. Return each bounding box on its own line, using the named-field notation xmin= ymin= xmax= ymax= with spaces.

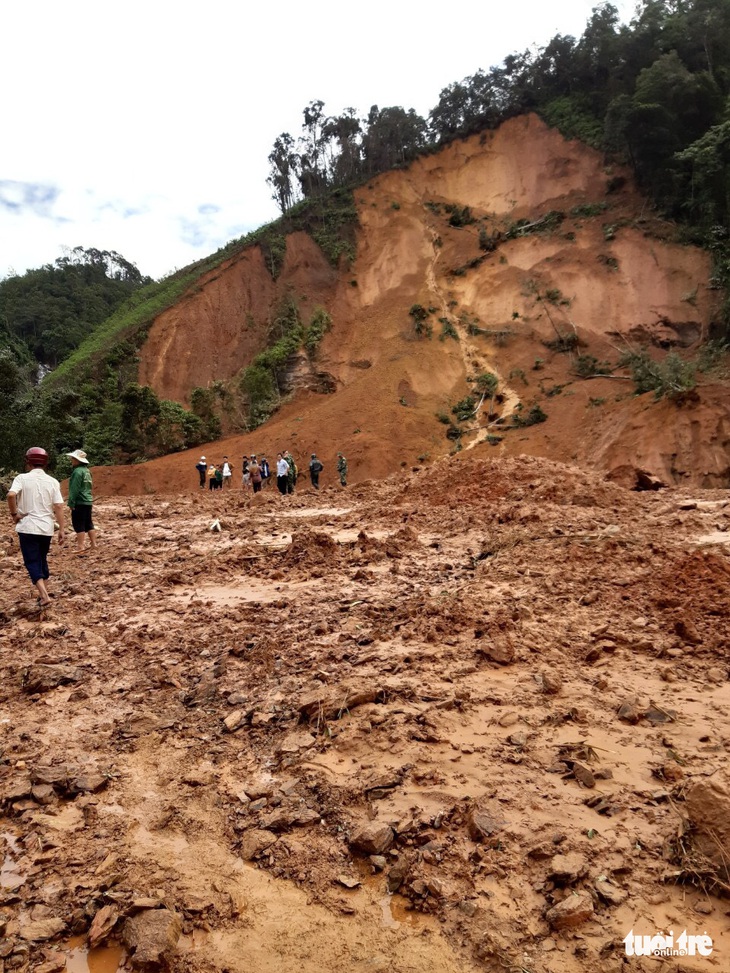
xmin=1 ymin=0 xmax=729 ymax=479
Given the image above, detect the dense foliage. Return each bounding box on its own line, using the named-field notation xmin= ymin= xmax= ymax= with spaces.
xmin=0 ymin=247 xmax=151 ymax=367
xmin=0 ymin=258 xmax=220 ymax=476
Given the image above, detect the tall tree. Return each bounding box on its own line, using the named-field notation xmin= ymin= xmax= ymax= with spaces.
xmin=267 ymin=133 xmax=299 ymax=214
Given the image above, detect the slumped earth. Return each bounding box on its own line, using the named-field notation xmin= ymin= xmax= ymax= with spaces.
xmin=1 ymin=455 xmax=729 ymax=972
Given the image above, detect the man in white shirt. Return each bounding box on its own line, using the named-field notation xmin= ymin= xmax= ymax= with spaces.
xmin=276 ymin=452 xmax=289 ymax=495
xmin=222 ymin=456 xmax=232 ymax=489
xmin=6 ymin=447 xmax=66 ymax=608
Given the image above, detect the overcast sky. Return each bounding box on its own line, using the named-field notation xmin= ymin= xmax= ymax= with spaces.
xmin=1 ymin=0 xmax=636 ymax=282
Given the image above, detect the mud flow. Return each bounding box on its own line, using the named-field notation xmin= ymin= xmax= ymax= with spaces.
xmin=1 ymin=456 xmax=729 ymax=972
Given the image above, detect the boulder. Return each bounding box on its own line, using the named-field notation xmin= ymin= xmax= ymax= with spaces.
xmin=548 ymin=853 xmax=588 ymax=885
xmin=122 ymin=909 xmax=181 ymax=970
xmin=88 ymin=904 xmax=119 ymax=948
xmin=19 ymin=917 xmax=66 ymax=941
xmin=546 ymin=892 xmax=594 ymax=930
xmin=467 ymin=807 xmax=506 ymax=845
xmin=349 ymin=823 xmax=394 ymax=856
xmin=22 ymin=664 xmax=84 ymax=694
xmin=684 ymin=770 xmax=730 ymax=879
xmin=239 ymin=829 xmax=277 ymax=861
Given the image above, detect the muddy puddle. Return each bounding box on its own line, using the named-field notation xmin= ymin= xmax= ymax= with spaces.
xmin=171 ymin=576 xmax=324 ymax=606
xmin=696 ymin=530 xmax=730 ymax=545
xmin=265 ymin=506 xmax=352 ymax=519
xmin=62 ymin=937 xmax=125 ymax=973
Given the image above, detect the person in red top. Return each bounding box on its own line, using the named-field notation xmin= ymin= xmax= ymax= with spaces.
xmin=6 ymin=447 xmax=66 ymax=608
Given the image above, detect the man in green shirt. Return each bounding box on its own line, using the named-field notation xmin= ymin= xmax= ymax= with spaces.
xmin=66 ymin=449 xmax=97 ymax=554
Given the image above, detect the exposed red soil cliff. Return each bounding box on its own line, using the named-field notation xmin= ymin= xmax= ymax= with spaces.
xmin=118 ymin=113 xmax=727 ymax=496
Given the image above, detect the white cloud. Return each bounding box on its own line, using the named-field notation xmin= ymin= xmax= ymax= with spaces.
xmin=1 ymin=0 xmax=636 ymax=280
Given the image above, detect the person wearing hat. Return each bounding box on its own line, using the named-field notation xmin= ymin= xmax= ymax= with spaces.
xmin=66 ymin=449 xmax=96 ymax=555
xmin=195 ymin=455 xmax=207 ymax=489
xmin=6 ymin=447 xmax=66 ymax=608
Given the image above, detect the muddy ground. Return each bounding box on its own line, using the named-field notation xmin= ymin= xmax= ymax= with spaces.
xmin=1 ymin=455 xmax=730 ymax=972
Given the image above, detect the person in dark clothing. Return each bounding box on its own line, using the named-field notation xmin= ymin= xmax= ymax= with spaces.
xmin=309 ymin=453 xmax=324 ymax=489
xmin=337 ymin=452 xmax=348 ymax=487
xmin=195 ymin=456 xmax=207 ymax=488
xmin=260 ymin=456 xmax=270 ymax=488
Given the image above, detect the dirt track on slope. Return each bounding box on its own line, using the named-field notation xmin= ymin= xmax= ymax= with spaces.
xmin=1 ymin=457 xmax=730 ymax=972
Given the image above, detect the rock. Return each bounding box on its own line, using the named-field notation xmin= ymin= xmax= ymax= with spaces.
xmin=132 ymin=898 xmax=163 ymax=910
xmin=386 ymin=855 xmax=411 ymax=893
xmin=546 ymin=892 xmax=594 ymax=929
xmin=595 ymin=879 xmax=628 ymax=906
xmin=19 ymin=918 xmax=66 ymax=941
xmin=467 ymin=807 xmax=505 ymax=845
xmin=617 ymin=697 xmax=643 ymax=723
xmin=31 ymin=784 xmax=56 ymax=805
xmin=88 ymin=904 xmax=119 ymax=948
xmin=606 ymin=465 xmax=665 ymax=491
xmin=22 ymin=665 xmax=84 ymax=695
xmin=707 ymin=667 xmax=726 ymax=684
xmin=675 ymin=618 xmax=701 ymax=645
xmin=3 ymin=778 xmax=32 ymax=801
xmin=298 ymin=685 xmax=381 ymax=722
xmin=508 ymin=731 xmax=527 ymax=747
xmin=497 ymin=712 xmax=519 ymax=727
xmin=369 ymin=855 xmax=387 ymax=872
xmin=182 ymin=763 xmax=215 ymax=787
xmin=350 ymin=823 xmax=394 ymax=856
xmin=239 ymin=829 xmax=277 ymax=861
xmin=122 ymin=909 xmax=181 ymax=970
xmin=684 ymin=771 xmax=730 ymax=874
xmin=541 ymin=671 xmax=562 ymax=695
xmin=336 ymin=875 xmax=360 ymax=889
xmin=458 ymin=899 xmax=477 ymax=917
xmin=66 ymin=773 xmax=108 ymax=795
xmin=548 ymin=853 xmax=588 ymax=885
xmin=277 ymin=731 xmax=316 ymax=755
xmin=479 ymin=642 xmax=515 ymax=665
xmin=223 ymin=710 xmax=246 ymax=733
xmin=35 ymin=959 xmax=67 ymax=973
xmin=571 ymin=762 xmax=596 ymax=788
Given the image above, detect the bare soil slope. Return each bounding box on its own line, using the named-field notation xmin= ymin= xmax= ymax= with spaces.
xmin=121 ymin=113 xmax=729 ymax=497
xmin=2 ymin=458 xmax=730 ymax=972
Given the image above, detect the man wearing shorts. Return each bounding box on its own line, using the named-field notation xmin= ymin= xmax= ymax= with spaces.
xmin=67 ymin=449 xmax=97 ymax=554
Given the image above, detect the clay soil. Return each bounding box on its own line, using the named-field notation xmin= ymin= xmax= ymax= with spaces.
xmin=2 ymin=456 xmax=730 ymax=972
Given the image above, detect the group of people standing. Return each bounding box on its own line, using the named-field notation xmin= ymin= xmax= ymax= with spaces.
xmin=196 ymin=450 xmax=348 ymax=494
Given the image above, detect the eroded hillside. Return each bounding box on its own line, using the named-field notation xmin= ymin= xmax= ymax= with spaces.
xmin=109 ymin=113 xmax=728 ymax=496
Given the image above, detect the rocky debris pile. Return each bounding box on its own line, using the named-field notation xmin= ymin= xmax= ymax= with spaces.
xmin=0 ymin=458 xmax=729 ymax=972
